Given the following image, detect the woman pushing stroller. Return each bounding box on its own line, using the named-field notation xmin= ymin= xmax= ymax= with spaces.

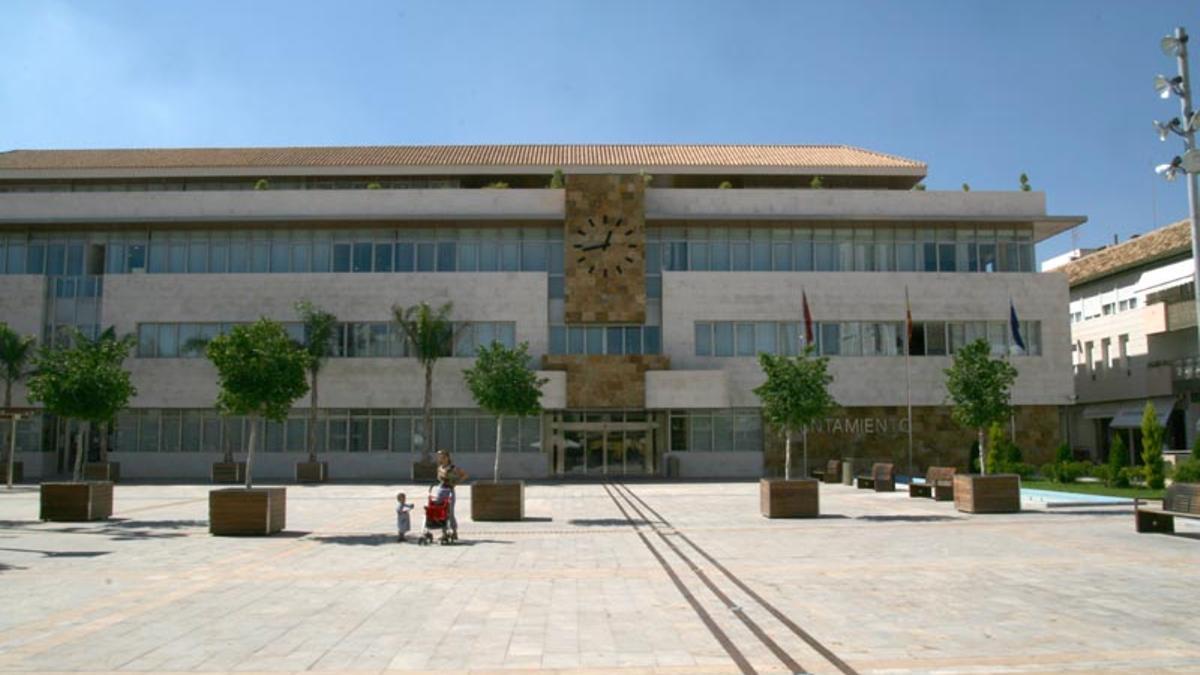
xmin=418 ymin=449 xmax=468 ymax=545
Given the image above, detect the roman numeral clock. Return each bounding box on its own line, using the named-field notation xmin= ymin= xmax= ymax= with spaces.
xmin=563 ymin=175 xmax=646 ymax=324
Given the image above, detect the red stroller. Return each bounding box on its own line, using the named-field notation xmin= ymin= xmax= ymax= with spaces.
xmin=418 ymin=484 xmax=458 ymax=545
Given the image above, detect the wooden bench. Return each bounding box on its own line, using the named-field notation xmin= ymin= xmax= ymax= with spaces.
xmin=1135 ymin=483 xmax=1200 ymax=534
xmin=855 ymin=463 xmax=895 ymax=492
xmin=810 ymin=459 xmax=842 ymax=484
xmin=909 ymin=466 xmax=956 ymax=501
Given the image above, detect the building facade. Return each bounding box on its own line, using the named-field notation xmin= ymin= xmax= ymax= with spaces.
xmin=0 ymin=145 xmax=1081 ymax=480
xmin=1058 ymin=220 xmax=1199 ymax=462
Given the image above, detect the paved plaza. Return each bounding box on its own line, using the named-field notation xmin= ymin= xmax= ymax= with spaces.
xmin=0 ymin=480 xmax=1197 ymax=674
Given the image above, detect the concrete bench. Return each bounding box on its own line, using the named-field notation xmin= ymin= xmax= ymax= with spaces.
xmin=909 ymin=466 xmax=956 ymax=501
xmin=856 ymin=462 xmax=895 ymax=492
xmin=1135 ymin=483 xmax=1200 ymax=534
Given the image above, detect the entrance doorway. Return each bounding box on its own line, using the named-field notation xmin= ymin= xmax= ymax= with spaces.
xmin=550 ymin=411 xmax=660 ymax=476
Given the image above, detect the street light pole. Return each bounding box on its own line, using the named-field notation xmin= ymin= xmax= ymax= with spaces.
xmin=1171 ymin=28 xmax=1200 ymax=368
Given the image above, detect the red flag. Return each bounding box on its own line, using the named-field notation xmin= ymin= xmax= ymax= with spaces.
xmin=802 ymin=291 xmax=814 ymax=347
xmin=905 ymin=287 xmax=913 ymax=354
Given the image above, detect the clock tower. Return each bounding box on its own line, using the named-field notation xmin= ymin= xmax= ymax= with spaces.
xmin=563 ymin=174 xmax=646 ymax=323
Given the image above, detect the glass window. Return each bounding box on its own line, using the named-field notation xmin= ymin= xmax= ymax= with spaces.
xmin=46 ymin=243 xmax=65 ymax=275
xmin=158 ymin=324 xmax=178 ymax=357
xmin=374 ymin=243 xmax=393 ymax=272
xmin=644 ymin=326 xmax=660 ymax=354
xmin=751 ymin=241 xmax=771 ymax=271
xmin=312 ymin=240 xmax=331 ymax=272
xmin=550 ymin=326 xmax=566 ymax=354
xmin=392 ymin=416 xmax=412 ymax=453
xmin=840 ymin=322 xmax=861 ymax=356
xmin=736 ymin=323 xmax=755 ymax=357
xmin=182 ymin=412 xmax=202 ymax=452
xmin=645 ymin=243 xmax=662 ymax=274
xmin=731 ymin=242 xmax=751 ymax=271
xmin=332 ymin=243 xmax=351 ymax=272
xmin=459 ymin=242 xmax=479 ymax=271
xmin=926 ymin=322 xmax=947 ymax=356
xmin=349 ymin=416 xmax=369 ymax=452
xmin=978 ymin=242 xmax=997 ymax=273
xmin=624 ymin=326 xmax=642 ymax=355
xmin=437 ymin=242 xmax=456 ymax=271
xmin=938 ymin=243 xmax=956 ymax=272
xmin=780 ymin=322 xmax=799 ymax=356
xmin=352 ymin=243 xmax=372 ymax=272
xmin=522 ymin=241 xmax=546 ymax=271
xmin=148 ymin=242 xmax=167 ymax=273
xmin=585 ymin=327 xmax=604 ymax=355
xmin=861 ymin=322 xmax=880 ymax=356
xmin=138 ymin=324 xmax=158 ymax=357
xmin=714 ymin=322 xmax=734 ymax=357
xmin=500 ymin=243 xmax=520 ymax=271
xmin=250 ymin=240 xmax=269 ymax=273
xmin=755 ymin=322 xmax=777 ymax=354
xmin=371 ymin=417 xmax=391 ymax=451
xmin=390 ymin=242 xmax=410 ymax=272
xmin=416 ymin=243 xmax=435 ymax=271
xmin=139 ymin=411 xmax=160 ymax=452
xmin=606 ymin=327 xmax=624 ymax=355
xmin=772 ymin=242 xmax=792 ymax=271
xmin=67 ymin=243 xmax=85 ymax=274
xmin=178 ymin=324 xmax=201 ymax=357
xmin=709 ymin=240 xmax=730 ymax=271
xmin=695 ymin=323 xmax=712 ymax=356
xmin=690 ymin=242 xmax=710 ymax=271
xmin=712 ymin=413 xmax=734 ymax=452
xmin=270 ymin=241 xmax=290 ymax=273
xmin=690 ymin=414 xmax=713 ymax=451
xmin=568 ymin=327 xmax=585 ymax=354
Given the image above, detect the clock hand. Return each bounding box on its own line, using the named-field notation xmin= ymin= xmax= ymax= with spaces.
xmin=579 ymin=242 xmax=606 ymax=251
xmin=603 ymin=230 xmax=613 ymax=247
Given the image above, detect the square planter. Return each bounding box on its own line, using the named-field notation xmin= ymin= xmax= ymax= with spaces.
xmin=295 ymin=461 xmax=328 ymax=483
xmin=211 ymin=462 xmax=247 ymax=484
xmin=209 ymin=487 xmax=286 ymax=536
xmin=83 ymin=462 xmax=120 ymax=482
xmin=471 ymin=481 xmax=524 ymax=521
xmin=40 ymin=482 xmax=113 ymax=522
xmin=954 ymin=474 xmax=1020 ymax=514
xmin=760 ymin=478 xmax=819 ymax=518
xmin=412 ymin=460 xmax=438 ymax=482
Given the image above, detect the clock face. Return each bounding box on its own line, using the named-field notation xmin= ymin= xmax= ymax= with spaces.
xmin=571 ymin=213 xmax=639 ymax=278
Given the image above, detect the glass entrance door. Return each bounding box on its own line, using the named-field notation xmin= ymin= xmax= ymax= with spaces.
xmin=551 ymin=412 xmax=659 ymax=476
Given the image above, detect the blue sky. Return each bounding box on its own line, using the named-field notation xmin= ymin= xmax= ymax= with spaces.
xmin=2 ymin=1 xmax=1199 ymax=262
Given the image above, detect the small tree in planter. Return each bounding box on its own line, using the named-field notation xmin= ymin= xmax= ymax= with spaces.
xmin=945 ymin=338 xmax=1022 ymax=513
xmin=27 ymin=328 xmax=135 ymax=521
xmin=393 ymin=302 xmax=454 ymax=480
xmin=205 ymin=319 xmax=310 ymax=535
xmin=294 ymin=300 xmax=338 ymax=482
xmin=0 ymin=323 xmax=36 ymax=488
xmin=1141 ymin=402 xmax=1167 ymax=490
xmin=753 ymin=348 xmax=835 ymax=518
xmin=463 ymin=342 xmax=546 ymax=521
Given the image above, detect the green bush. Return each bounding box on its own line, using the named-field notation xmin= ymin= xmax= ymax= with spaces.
xmin=1172 ymin=457 xmax=1200 ymax=483
xmin=1119 ymin=466 xmax=1143 ymax=485
xmin=718 ymin=180 xmax=733 ymax=189
xmin=1092 ymin=464 xmax=1112 ymax=483
xmin=1058 ymin=461 xmax=1092 ymax=484
xmin=1054 ymin=443 xmax=1071 ymax=464
xmin=1009 ymin=462 xmax=1036 ymax=479
xmin=1107 ymin=433 xmax=1129 ymax=487
xmin=1039 ymin=462 xmax=1057 ymax=481
xmin=985 ymin=422 xmax=1025 ymax=474
xmin=1140 ymin=403 xmax=1166 ymax=490
xmin=483 ymin=181 xmax=510 ymax=189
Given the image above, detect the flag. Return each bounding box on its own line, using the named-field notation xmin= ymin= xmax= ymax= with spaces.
xmin=904 ymin=286 xmax=913 ymax=355
xmin=802 ymin=291 xmax=814 ymax=347
xmin=1010 ymin=299 xmax=1026 ymax=353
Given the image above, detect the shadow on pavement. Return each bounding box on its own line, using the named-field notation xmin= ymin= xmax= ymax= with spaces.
xmin=856 ymin=515 xmax=961 ymax=523
xmin=0 ymin=546 xmax=110 ymax=558
xmin=568 ymin=518 xmax=652 ymax=527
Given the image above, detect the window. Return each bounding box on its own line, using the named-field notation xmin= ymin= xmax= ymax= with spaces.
xmin=1119 ymin=334 xmax=1129 ymax=368
xmin=1101 ymin=337 xmax=1112 ymax=369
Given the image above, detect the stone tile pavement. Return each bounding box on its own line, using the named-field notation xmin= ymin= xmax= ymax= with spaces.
xmin=0 ymin=480 xmax=1197 ymax=674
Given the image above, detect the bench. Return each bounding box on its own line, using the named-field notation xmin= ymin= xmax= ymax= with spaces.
xmin=909 ymin=466 xmax=956 ymax=501
xmin=856 ymin=463 xmax=895 ymax=492
xmin=810 ymin=459 xmax=842 ymax=484
xmin=1135 ymin=483 xmax=1200 ymax=533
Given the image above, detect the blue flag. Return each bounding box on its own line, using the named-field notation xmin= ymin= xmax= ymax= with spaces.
xmin=1009 ymin=300 xmax=1026 ymax=353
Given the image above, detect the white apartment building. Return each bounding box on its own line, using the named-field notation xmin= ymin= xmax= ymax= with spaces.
xmin=0 ymin=144 xmax=1082 ymax=480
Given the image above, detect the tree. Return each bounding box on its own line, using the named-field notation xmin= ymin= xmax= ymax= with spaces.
xmin=253 ymin=178 xmax=270 ymax=190
xmin=1019 ymin=173 xmax=1032 ymax=192
xmin=392 ymin=302 xmax=454 ymax=464
xmin=463 ymin=342 xmax=547 ymax=481
xmin=986 ymin=422 xmax=1013 ymax=474
xmin=961 ymin=183 xmax=971 ymax=192
xmin=549 ymin=169 xmax=565 ymax=189
xmin=944 ymin=338 xmax=1017 ymax=474
xmin=0 ymin=323 xmax=36 ymax=488
xmin=1107 ymin=432 xmax=1129 ymax=488
xmin=295 ymin=301 xmax=338 ymax=464
xmin=26 ymin=328 xmax=136 ymax=482
xmin=753 ymin=348 xmax=836 ymax=480
xmin=809 ymin=176 xmax=824 ymax=189
xmin=205 ymin=319 xmax=310 ymax=488
xmin=77 ymin=328 xmax=129 ymax=466
xmin=1140 ymin=402 xmax=1166 ymax=489
xmin=912 ymin=182 xmax=927 ymax=191
xmin=717 ymin=180 xmax=733 ymax=189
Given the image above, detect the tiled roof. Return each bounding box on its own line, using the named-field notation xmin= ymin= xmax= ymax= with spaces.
xmin=0 ymin=144 xmax=925 ymax=172
xmin=1060 ymin=219 xmax=1193 ymax=286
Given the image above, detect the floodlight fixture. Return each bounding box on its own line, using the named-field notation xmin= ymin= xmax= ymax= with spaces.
xmin=1156 ymin=156 xmax=1182 ymax=180
xmin=1155 ymin=74 xmax=1186 ymax=99
xmin=1162 ymin=33 xmax=1188 ymax=58
xmin=1154 ymin=118 xmax=1182 ymax=141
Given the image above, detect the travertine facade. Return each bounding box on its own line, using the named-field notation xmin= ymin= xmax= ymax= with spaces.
xmin=543 ymin=355 xmax=670 ymax=409
xmin=563 ymin=174 xmax=646 ymax=323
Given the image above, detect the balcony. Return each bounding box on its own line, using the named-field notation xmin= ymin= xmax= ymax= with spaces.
xmin=0 ymin=188 xmax=565 ymax=224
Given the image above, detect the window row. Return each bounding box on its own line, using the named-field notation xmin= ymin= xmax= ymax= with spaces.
xmin=0 ymin=417 xmax=46 ymax=452
xmin=112 ymin=409 xmax=542 ymax=454
xmin=667 ymin=410 xmax=764 ymax=452
xmin=647 ymin=226 xmax=1036 ymax=273
xmin=548 ymin=325 xmax=662 ymax=355
xmin=694 ymin=320 xmax=1043 ymax=357
xmin=135 ymin=321 xmax=517 ymax=358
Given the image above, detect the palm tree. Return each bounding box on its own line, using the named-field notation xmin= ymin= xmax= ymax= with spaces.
xmin=295 ymin=300 xmax=338 ymax=463
xmin=392 ymin=302 xmax=454 ymax=466
xmin=0 ymin=323 xmax=36 ymax=488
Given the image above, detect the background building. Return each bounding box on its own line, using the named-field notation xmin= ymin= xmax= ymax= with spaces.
xmin=0 ymin=145 xmax=1081 ymax=479
xmin=1060 ymin=219 xmax=1198 ymax=462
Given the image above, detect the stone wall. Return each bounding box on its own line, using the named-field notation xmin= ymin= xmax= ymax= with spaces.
xmin=564 ymin=174 xmax=646 ymax=323
xmin=763 ymin=405 xmax=1061 ymax=476
xmin=542 ymin=355 xmax=670 ymax=409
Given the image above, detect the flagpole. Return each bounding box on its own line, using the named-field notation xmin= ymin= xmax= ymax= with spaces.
xmin=905 ymin=286 xmax=914 ymax=480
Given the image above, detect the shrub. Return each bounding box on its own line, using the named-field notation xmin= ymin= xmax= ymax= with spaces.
xmin=1141 ymin=402 xmax=1166 ymax=490
xmin=1057 ymin=461 xmax=1092 ymax=484
xmin=1054 ymin=442 xmax=1072 ymax=464
xmin=1171 ymin=457 xmax=1200 ymax=483
xmin=718 ymin=180 xmax=733 ymax=189
xmin=483 ymin=181 xmax=510 ymax=189
xmin=1107 ymin=433 xmax=1129 ymax=487
xmin=985 ymin=423 xmax=1024 ymax=474
xmin=253 ymin=178 xmax=270 ymax=190
xmin=1009 ymin=462 xmax=1036 ymax=480
xmin=809 ymin=176 xmax=824 ymax=189
xmin=549 ymin=169 xmax=565 ymax=189
xmin=366 ymin=182 xmax=382 ymax=190
xmin=1039 ymin=462 xmax=1057 ymax=481
xmin=1092 ymin=464 xmax=1112 ymax=484
xmin=1119 ymin=466 xmax=1143 ymax=486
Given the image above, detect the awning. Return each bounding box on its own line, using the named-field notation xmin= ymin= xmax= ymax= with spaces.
xmin=1109 ymin=397 xmax=1178 ymax=429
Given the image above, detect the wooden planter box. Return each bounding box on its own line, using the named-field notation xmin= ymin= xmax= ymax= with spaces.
xmin=471 ymin=481 xmax=524 ymax=521
xmin=295 ymin=461 xmax=328 ymax=483
xmin=954 ymin=474 xmax=1021 ymax=514
xmin=83 ymin=462 xmax=120 ymax=482
xmin=211 ymin=462 xmax=246 ymax=484
xmin=209 ymin=487 xmax=286 ymax=536
xmin=760 ymin=479 xmax=819 ymax=518
xmin=412 ymin=460 xmax=438 ymax=482
xmin=40 ymin=482 xmax=113 ymax=522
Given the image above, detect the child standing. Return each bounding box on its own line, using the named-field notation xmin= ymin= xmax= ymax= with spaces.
xmin=395 ymin=492 xmax=414 ymax=542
